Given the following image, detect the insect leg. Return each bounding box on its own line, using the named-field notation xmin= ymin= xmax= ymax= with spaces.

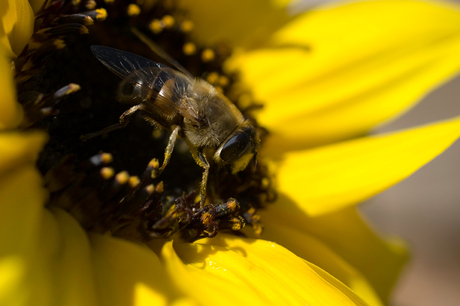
xmin=119 ymin=104 xmax=142 ymax=125
xmin=158 ymin=125 xmax=181 ymax=174
xmin=80 ymin=105 xmax=142 ymax=141
xmin=197 ymin=149 xmax=210 ymax=208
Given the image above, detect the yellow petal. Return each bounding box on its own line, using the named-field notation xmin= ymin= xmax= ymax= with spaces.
xmin=0 ymin=165 xmax=50 ymax=306
xmin=0 ymin=132 xmax=47 ymax=253
xmin=276 ymin=116 xmax=460 ymax=216
xmin=44 ymin=208 xmax=99 ymax=306
xmin=0 ymin=47 xmax=24 ymax=129
xmin=0 ymin=131 xmax=47 ymax=175
xmin=89 ymin=234 xmax=187 ymax=306
xmin=0 ymin=0 xmax=34 ymax=57
xmin=229 ymin=0 xmax=460 ymax=150
xmin=258 ymin=202 xmax=407 ymax=303
xmin=178 ymin=0 xmax=291 ymax=48
xmin=164 ymin=236 xmax=367 ymax=305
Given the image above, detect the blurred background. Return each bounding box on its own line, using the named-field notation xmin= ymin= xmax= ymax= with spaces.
xmin=362 ymin=73 xmax=460 ymax=305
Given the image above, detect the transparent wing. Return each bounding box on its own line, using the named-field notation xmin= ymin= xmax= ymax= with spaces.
xmin=91 ymin=45 xmax=164 ymax=86
xmin=91 ymin=45 xmax=200 ymax=123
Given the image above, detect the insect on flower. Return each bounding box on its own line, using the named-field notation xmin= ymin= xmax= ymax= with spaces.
xmin=88 ymin=45 xmax=260 ymax=207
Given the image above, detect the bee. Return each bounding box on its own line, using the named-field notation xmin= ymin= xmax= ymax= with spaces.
xmin=90 ymin=46 xmax=260 ymax=207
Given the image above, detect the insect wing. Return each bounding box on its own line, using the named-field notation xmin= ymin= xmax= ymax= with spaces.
xmin=91 ymin=45 xmax=166 ymax=98
xmin=92 ymin=45 xmax=200 ymax=123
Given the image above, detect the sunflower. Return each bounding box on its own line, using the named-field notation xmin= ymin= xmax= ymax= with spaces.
xmin=2 ymin=0 xmax=460 ymax=305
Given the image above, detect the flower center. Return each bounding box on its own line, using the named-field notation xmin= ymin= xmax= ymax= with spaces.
xmin=15 ymin=0 xmax=275 ymax=242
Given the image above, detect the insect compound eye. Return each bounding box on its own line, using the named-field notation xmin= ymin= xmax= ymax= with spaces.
xmin=220 ymin=129 xmax=253 ymax=163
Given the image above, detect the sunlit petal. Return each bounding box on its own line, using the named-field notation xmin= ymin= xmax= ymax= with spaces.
xmin=275 ymin=116 xmax=460 ymax=216
xmin=89 ymin=234 xmax=187 ymax=306
xmin=0 ymin=0 xmax=34 ymax=57
xmin=178 ymin=0 xmax=291 ymax=48
xmin=229 ymin=0 xmax=460 ymax=150
xmin=165 ymin=236 xmax=367 ymax=305
xmin=258 ymin=202 xmax=407 ymax=303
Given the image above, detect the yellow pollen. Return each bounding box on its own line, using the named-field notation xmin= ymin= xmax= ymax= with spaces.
xmin=155 ymin=181 xmax=164 ymax=193
xmin=85 ymin=0 xmax=96 ymax=10
xmin=66 ymin=83 xmax=81 ymax=94
xmin=206 ymin=72 xmax=219 ymax=84
xmin=261 ymin=177 xmax=270 ymax=188
xmin=230 ymin=218 xmax=242 ymax=231
xmin=101 ymin=153 xmax=113 ymax=163
xmin=72 ymin=0 xmax=80 ymax=5
xmin=145 ymin=184 xmax=155 ymax=194
xmin=104 ymin=0 xmax=114 ymax=3
xmin=100 ymin=167 xmax=115 ymax=179
xmin=129 ymin=176 xmax=140 ymax=188
xmin=182 ymin=42 xmax=196 ymax=55
xmin=149 ymin=158 xmax=160 ymax=169
xmin=218 ymin=75 xmax=229 ymax=87
xmin=201 ymin=212 xmax=212 ymax=224
xmin=83 ymin=16 xmax=94 ymax=25
xmin=180 ymin=20 xmax=194 ymax=33
xmin=80 ymin=26 xmax=89 ymax=35
xmin=227 ymin=199 xmax=237 ymax=210
xmin=149 ymin=19 xmax=163 ymax=34
xmin=116 ymin=171 xmax=130 ymax=184
xmin=127 ymin=4 xmax=141 ymax=16
xmin=53 ymin=39 xmax=67 ymax=49
xmin=162 ymin=15 xmax=175 ymax=28
xmin=95 ymin=8 xmax=108 ymax=20
xmin=201 ymin=49 xmax=215 ymax=62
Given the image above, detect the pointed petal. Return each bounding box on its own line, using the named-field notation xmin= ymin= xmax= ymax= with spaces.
xmin=178 ymin=0 xmax=291 ymax=48
xmin=0 ymin=0 xmax=34 ymax=57
xmin=28 ymin=0 xmax=46 ymax=14
xmin=258 ymin=202 xmax=407 ymax=303
xmin=275 ymin=116 xmax=460 ymax=216
xmin=229 ymin=0 xmax=460 ymax=149
xmin=89 ymin=234 xmax=187 ymax=306
xmin=0 ymin=48 xmax=24 ymax=129
xmin=163 ymin=237 xmax=367 ymax=305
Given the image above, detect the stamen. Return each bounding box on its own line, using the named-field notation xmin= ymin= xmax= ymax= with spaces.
xmin=201 ymin=48 xmax=215 ymax=62
xmin=35 ymin=24 xmax=89 ymax=38
xmin=127 ymin=4 xmax=141 ymax=16
xmin=180 ymin=20 xmax=194 ymax=33
xmin=149 ymin=19 xmax=163 ymax=34
xmin=206 ymin=72 xmax=219 ymax=85
xmin=19 ymin=83 xmax=81 ymax=129
xmin=162 ymin=15 xmax=175 ymax=28
xmin=100 ymin=167 xmax=115 ymax=179
xmin=85 ymin=0 xmax=97 ymax=10
xmin=56 ymin=14 xmax=94 ymax=26
xmin=182 ymin=42 xmax=196 ymax=55
xmin=85 ymin=8 xmax=108 ymax=21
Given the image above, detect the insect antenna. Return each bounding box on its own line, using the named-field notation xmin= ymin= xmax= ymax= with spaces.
xmin=131 ymin=27 xmax=194 ymax=79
